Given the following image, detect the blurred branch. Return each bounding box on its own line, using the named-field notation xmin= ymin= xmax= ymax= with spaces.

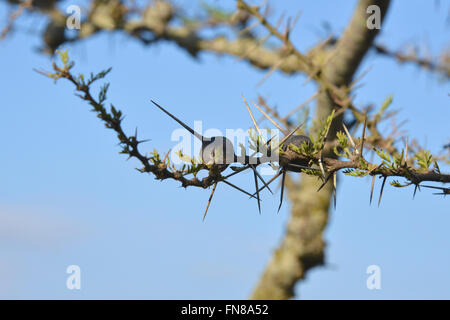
xmin=374 ymin=43 xmax=450 ymax=80
xmin=0 ymin=0 xmax=32 ymax=40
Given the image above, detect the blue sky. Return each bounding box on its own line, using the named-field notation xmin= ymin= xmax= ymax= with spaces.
xmin=0 ymin=0 xmax=449 ymax=299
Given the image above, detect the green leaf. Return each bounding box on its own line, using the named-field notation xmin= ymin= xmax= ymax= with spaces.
xmin=390 ymin=180 xmax=411 ymax=188
xmin=311 ymin=110 xmax=335 ymax=154
xmin=87 ymin=67 xmax=113 ymax=85
xmin=374 ymin=148 xmax=392 ymax=166
xmin=414 ymin=150 xmax=432 ymax=170
xmin=56 ymin=49 xmax=69 ymax=66
xmin=336 ymin=131 xmax=348 ymax=148
xmin=376 ymin=95 xmax=393 ymax=120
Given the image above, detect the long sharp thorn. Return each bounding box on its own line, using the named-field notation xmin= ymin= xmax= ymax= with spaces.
xmin=137 ymin=139 xmax=151 ymax=144
xmin=222 ymin=179 xmax=258 ymax=199
xmin=378 ymin=176 xmax=387 ymax=207
xmin=318 ymin=157 xmax=326 ymax=181
xmin=253 ymin=168 xmax=261 ymax=214
xmin=266 ymin=135 xmax=276 ymax=145
xmin=250 ymin=170 xmax=283 ymax=198
xmin=203 ymin=182 xmax=218 ymax=221
xmin=151 ymin=100 xmax=204 ymax=141
xmin=370 ymin=175 xmax=376 ymax=204
xmin=251 ymin=164 xmax=273 ymax=194
xmin=277 ymin=170 xmax=286 ymax=213
xmin=317 ymin=172 xmax=333 ymax=192
xmin=259 ymin=134 xmax=277 ymax=158
xmin=421 ymin=185 xmax=450 ymax=194
xmin=243 ymin=95 xmax=266 ymax=145
xmin=333 ymin=172 xmax=337 ymax=209
xmin=252 ymin=101 xmax=288 ymax=135
xmin=342 ymin=123 xmax=357 ymax=152
xmin=420 ymin=185 xmax=443 ymax=190
xmin=413 ymin=184 xmax=418 ymax=199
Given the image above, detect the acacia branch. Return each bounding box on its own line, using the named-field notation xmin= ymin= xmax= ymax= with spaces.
xmin=41 ymin=53 xmax=450 ymax=192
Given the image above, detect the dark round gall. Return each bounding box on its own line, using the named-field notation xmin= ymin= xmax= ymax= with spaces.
xmin=280 ymin=135 xmax=312 ymax=172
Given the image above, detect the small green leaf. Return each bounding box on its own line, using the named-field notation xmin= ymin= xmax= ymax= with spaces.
xmin=376 ymin=95 xmax=393 ymax=120
xmin=414 ymin=150 xmax=432 ymax=170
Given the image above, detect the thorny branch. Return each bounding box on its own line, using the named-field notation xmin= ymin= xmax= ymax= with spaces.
xmin=39 ymin=51 xmax=450 ymax=199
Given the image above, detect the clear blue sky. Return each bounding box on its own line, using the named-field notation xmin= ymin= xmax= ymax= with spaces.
xmin=1 ymin=0 xmax=449 ymax=299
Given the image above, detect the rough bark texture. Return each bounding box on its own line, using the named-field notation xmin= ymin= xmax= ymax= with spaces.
xmin=250 ymin=0 xmax=391 ymax=300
